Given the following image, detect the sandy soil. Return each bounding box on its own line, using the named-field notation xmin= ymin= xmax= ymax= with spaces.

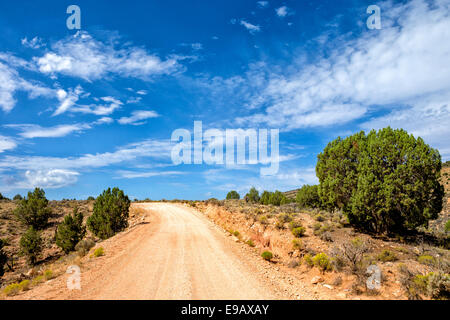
xmin=12 ymin=203 xmax=307 ymax=300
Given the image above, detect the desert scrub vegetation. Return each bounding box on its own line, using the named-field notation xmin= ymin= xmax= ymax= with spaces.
xmin=14 ymin=188 xmax=52 ymax=230
xmin=245 ymin=239 xmax=255 ymax=247
xmin=19 ymin=279 xmax=30 ymax=291
xmin=261 ymin=251 xmax=273 ymax=261
xmin=417 ymin=255 xmax=437 ymax=266
xmin=377 ymin=250 xmax=397 ymax=262
xmin=312 ymin=253 xmax=333 ymax=272
xmin=87 ymin=187 xmax=130 ymax=239
xmin=93 ymin=247 xmax=105 ymax=257
xmin=74 ymin=238 xmax=95 ymax=256
xmin=3 ymin=282 xmax=20 ymax=296
xmin=316 ymin=127 xmax=444 ymax=234
xmin=292 ymin=226 xmax=306 ymax=238
xmin=19 ymin=227 xmax=42 ymax=265
xmin=403 ymin=270 xmax=450 ymax=300
xmin=56 ymin=206 xmax=86 ymax=253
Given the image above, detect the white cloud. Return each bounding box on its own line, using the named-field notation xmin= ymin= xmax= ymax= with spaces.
xmin=21 ymin=37 xmax=45 ymax=49
xmin=118 ymin=110 xmax=159 ymax=125
xmin=93 ymin=117 xmax=114 ymax=125
xmin=34 ymin=31 xmax=182 ymax=81
xmin=240 ymin=20 xmax=261 ymax=34
xmin=275 ymin=6 xmax=292 ymax=17
xmin=5 ymin=123 xmax=90 ymax=138
xmin=0 ymin=136 xmax=16 ymax=153
xmin=0 ymin=139 xmax=173 ymax=172
xmin=0 ymin=60 xmax=54 ymax=112
xmin=116 ymin=170 xmax=185 ymax=179
xmin=53 ymin=85 xmax=83 ymax=116
xmin=257 ymin=1 xmax=269 ymax=8
xmin=72 ymin=96 xmax=123 ymax=115
xmin=234 ymin=0 xmax=450 ymax=154
xmin=24 ymin=169 xmax=79 ymax=189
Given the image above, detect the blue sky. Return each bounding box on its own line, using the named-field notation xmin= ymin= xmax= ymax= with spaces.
xmin=0 ymin=0 xmax=449 ymax=200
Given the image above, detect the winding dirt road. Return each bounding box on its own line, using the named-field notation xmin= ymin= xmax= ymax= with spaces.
xmin=18 ymin=203 xmax=291 ymax=300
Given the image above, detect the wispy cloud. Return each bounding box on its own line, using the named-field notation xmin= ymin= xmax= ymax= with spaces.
xmin=240 ymin=20 xmax=261 ymax=34
xmin=0 ymin=136 xmax=16 ymax=153
xmin=5 ymin=123 xmax=90 ymax=138
xmin=275 ymin=6 xmax=293 ymax=18
xmin=118 ymin=110 xmax=160 ymax=125
xmin=116 ymin=170 xmax=186 ymax=179
xmin=34 ymin=31 xmax=183 ymax=81
xmin=21 ymin=36 xmax=45 ymax=49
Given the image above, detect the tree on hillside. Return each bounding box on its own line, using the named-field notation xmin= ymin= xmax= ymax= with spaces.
xmin=226 ymin=191 xmax=240 ymax=200
xmin=349 ymin=128 xmax=443 ymax=233
xmin=20 ymin=227 xmax=42 ymax=266
xmin=296 ymin=185 xmax=321 ymax=208
xmin=245 ymin=187 xmax=260 ymax=203
xmin=13 ymin=194 xmax=23 ymax=201
xmin=269 ymin=190 xmax=286 ymax=206
xmin=260 ymin=191 xmax=272 ymax=205
xmin=316 ymin=127 xmax=444 ymax=234
xmin=87 ymin=187 xmax=130 ymax=240
xmin=56 ymin=207 xmax=86 ymax=253
xmin=316 ymin=131 xmax=366 ymax=212
xmin=14 ymin=188 xmax=52 ymax=230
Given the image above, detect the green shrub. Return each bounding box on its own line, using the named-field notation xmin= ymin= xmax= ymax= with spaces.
xmin=3 ymin=283 xmax=20 ymax=296
xmin=445 ymin=220 xmax=450 ymax=233
xmin=261 ymin=251 xmax=273 ymax=261
xmin=313 ymin=253 xmax=333 ymax=272
xmin=292 ymin=227 xmax=306 ymax=238
xmin=56 ymin=207 xmax=86 ymax=254
xmin=316 ymin=128 xmax=444 ymax=234
xmin=296 ymin=185 xmax=321 ymax=208
xmin=246 ymin=239 xmax=255 ymax=247
xmin=292 ymin=239 xmax=303 ymax=250
xmin=288 ymin=220 xmax=302 ymax=230
xmin=44 ymin=269 xmax=54 ymax=280
xmin=278 ymin=213 xmax=292 ymax=223
xmin=32 ymin=275 xmax=44 ymax=286
xmin=233 ymin=231 xmax=240 ymax=238
xmin=87 ymin=196 xmax=95 ymax=201
xmin=14 ymin=188 xmax=52 ymax=230
xmin=19 ymin=279 xmax=31 ymax=291
xmin=417 ymin=255 xmax=436 ymax=266
xmin=258 ymin=215 xmax=268 ymax=225
xmin=303 ymin=253 xmax=314 ymax=267
xmin=87 ymin=187 xmax=130 ymax=239
xmin=412 ymin=272 xmax=450 ymax=299
xmin=377 ymin=250 xmax=397 ymax=262
xmin=75 ymin=238 xmax=95 ymax=256
xmin=13 ymin=194 xmax=23 ymax=201
xmin=314 ymin=214 xmax=325 ymax=222
xmin=245 ymin=187 xmax=260 ymax=203
xmin=19 ymin=227 xmax=42 ymax=265
xmin=93 ymin=247 xmax=104 ymax=257
xmin=226 ymin=190 xmax=240 ymax=200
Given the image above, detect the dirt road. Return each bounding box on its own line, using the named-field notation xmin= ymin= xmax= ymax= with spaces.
xmin=17 ymin=203 xmax=293 ymax=300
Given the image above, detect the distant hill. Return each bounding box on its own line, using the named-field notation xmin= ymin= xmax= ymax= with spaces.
xmin=283 ymin=189 xmax=298 ymax=200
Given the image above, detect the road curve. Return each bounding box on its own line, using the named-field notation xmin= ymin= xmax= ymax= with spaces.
xmin=59 ymin=203 xmax=281 ymax=300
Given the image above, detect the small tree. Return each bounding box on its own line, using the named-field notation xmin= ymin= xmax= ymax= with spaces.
xmin=56 ymin=207 xmax=86 ymax=254
xmin=268 ymin=190 xmax=286 ymax=206
xmin=87 ymin=187 xmax=130 ymax=239
xmin=0 ymin=239 xmax=9 ymax=277
xmin=20 ymin=227 xmax=42 ymax=266
xmin=0 ymin=193 xmax=5 ymax=200
xmin=245 ymin=187 xmax=260 ymax=203
xmin=226 ymin=191 xmax=240 ymax=200
xmin=14 ymin=188 xmax=52 ymax=230
xmin=13 ymin=194 xmax=23 ymax=201
xmin=260 ymin=191 xmax=272 ymax=205
xmin=296 ymin=185 xmax=321 ymax=208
